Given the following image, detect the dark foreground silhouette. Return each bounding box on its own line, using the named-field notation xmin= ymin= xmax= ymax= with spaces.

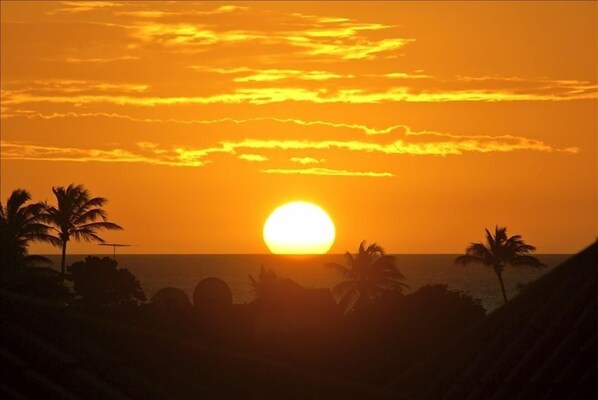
xmin=391 ymin=241 xmax=598 ymax=400
xmin=2 ymin=243 xmax=597 ymax=399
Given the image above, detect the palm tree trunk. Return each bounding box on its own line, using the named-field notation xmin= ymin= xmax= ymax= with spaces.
xmin=496 ymin=271 xmax=508 ymax=305
xmin=60 ymin=240 xmax=67 ymax=281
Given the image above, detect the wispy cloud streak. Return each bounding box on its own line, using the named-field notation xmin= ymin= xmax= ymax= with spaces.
xmin=4 ymin=84 xmax=595 ymax=107
xmin=48 ymin=1 xmax=124 ymax=14
xmin=0 ymin=141 xmax=205 ymax=167
xmin=65 ymin=55 xmax=139 ymax=63
xmin=262 ymin=168 xmax=393 ymax=177
xmin=1 ymin=112 xmax=579 ymax=154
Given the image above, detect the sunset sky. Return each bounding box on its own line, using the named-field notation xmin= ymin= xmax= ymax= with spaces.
xmin=1 ymin=1 xmax=596 ymax=254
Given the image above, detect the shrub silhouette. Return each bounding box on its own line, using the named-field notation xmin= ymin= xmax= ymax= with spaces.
xmin=342 ymin=284 xmax=485 ymax=382
xmin=68 ymin=256 xmax=145 ymax=309
xmin=393 ymin=284 xmax=486 ymax=342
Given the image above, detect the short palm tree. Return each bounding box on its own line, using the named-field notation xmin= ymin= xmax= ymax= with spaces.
xmin=42 ymin=184 xmax=123 ymax=278
xmin=0 ymin=189 xmax=58 ymax=268
xmin=327 ymin=241 xmax=408 ymax=313
xmin=455 ymin=226 xmax=545 ymax=305
xmin=248 ymin=265 xmax=279 ymax=299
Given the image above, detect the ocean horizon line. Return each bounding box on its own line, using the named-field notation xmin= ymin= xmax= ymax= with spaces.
xmin=38 ymin=252 xmax=575 ymax=256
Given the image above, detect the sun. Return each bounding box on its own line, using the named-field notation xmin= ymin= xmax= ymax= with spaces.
xmin=263 ymin=201 xmax=336 ymax=254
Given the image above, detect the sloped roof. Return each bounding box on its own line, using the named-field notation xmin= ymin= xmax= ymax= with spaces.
xmin=388 ymin=241 xmax=598 ymax=400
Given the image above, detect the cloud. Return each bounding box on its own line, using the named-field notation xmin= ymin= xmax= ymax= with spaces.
xmin=0 ymin=132 xmax=568 ymax=168
xmin=0 ymin=141 xmax=204 ymax=167
xmin=1 ymin=111 xmax=578 ymax=178
xmin=190 ymin=66 xmax=252 ymax=74
xmin=2 ymin=112 xmax=579 ymax=155
xmin=115 ymin=5 xmax=248 ymax=19
xmin=234 ymin=69 xmax=346 ymax=82
xmin=114 ymin=10 xmax=170 ymax=19
xmin=219 ymin=136 xmax=577 ymax=156
xmin=290 ymin=37 xmax=413 ymax=60
xmin=49 ymin=1 xmax=124 ymax=14
xmin=2 ymin=80 xmax=149 ymax=95
xmin=5 ymin=80 xmax=596 ymax=107
xmin=113 ymin=8 xmax=412 ymax=60
xmin=262 ymin=168 xmax=393 ymax=177
xmin=238 ymin=154 xmax=268 ymax=162
xmin=381 ymin=71 xmax=433 ymax=79
xmin=192 ymin=66 xmax=348 ymax=82
xmin=65 ymin=55 xmax=139 ymax=63
xmin=128 ymin=23 xmax=262 ymax=49
xmin=289 ymin=157 xmax=323 ymax=165
xmin=290 ymin=12 xmax=393 ymax=35
xmin=280 ymin=12 xmax=411 ymax=60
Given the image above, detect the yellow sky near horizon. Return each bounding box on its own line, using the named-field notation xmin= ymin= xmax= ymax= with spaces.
xmin=1 ymin=1 xmax=596 ymax=254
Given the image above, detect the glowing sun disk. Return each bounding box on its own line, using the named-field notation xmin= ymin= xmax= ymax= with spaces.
xmin=263 ymin=201 xmax=335 ymax=254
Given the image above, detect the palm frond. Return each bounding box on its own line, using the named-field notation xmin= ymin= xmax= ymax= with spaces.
xmin=485 ymin=228 xmax=495 ymax=249
xmin=358 ymin=240 xmax=367 ymax=254
xmin=366 ymin=242 xmax=385 ymax=255
xmin=336 ymin=286 xmax=359 ymax=313
xmin=248 ymin=274 xmax=258 ymax=289
xmin=495 ymin=226 xmax=508 ymax=244
xmin=331 ymin=279 xmax=357 ymax=299
xmin=371 ymin=255 xmax=404 ymax=280
xmin=72 ymin=208 xmax=108 ymax=225
xmin=82 ymin=196 xmax=108 ymax=209
xmin=72 ymin=229 xmax=105 ymax=243
xmin=6 ymin=189 xmax=32 ymax=218
xmin=326 ymin=262 xmax=353 ymax=279
xmin=76 ymin=221 xmax=123 ymax=231
xmin=33 ymin=233 xmax=62 ymax=246
xmin=466 ymin=242 xmax=493 ymax=260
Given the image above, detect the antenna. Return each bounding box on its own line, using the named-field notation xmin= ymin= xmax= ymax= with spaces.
xmin=98 ymin=243 xmax=134 ymax=260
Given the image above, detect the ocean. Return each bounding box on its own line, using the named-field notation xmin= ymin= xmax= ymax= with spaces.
xmin=43 ymin=254 xmax=570 ymax=312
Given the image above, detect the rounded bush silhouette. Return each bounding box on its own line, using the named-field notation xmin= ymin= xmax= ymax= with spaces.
xmin=151 ymin=287 xmax=191 ymax=312
xmin=193 ymin=278 xmax=233 ymax=310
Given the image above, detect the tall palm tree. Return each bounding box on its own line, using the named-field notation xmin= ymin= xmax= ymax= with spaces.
xmin=327 ymin=241 xmax=408 ymax=313
xmin=455 ymin=226 xmax=545 ymax=305
xmin=42 ymin=184 xmax=123 ymax=278
xmin=0 ymin=189 xmax=58 ymax=268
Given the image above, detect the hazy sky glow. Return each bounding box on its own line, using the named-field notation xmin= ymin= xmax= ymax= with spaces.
xmin=1 ymin=1 xmax=596 ymax=253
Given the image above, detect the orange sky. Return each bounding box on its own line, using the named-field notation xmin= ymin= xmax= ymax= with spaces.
xmin=1 ymin=1 xmax=596 ymax=254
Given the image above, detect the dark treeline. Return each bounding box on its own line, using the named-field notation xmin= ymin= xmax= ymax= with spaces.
xmin=0 ymin=185 xmax=547 ymax=387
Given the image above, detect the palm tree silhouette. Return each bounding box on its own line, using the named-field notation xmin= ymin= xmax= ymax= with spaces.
xmin=456 ymin=226 xmax=545 ymax=305
xmin=327 ymin=241 xmax=408 ymax=313
xmin=248 ymin=265 xmax=279 ymax=299
xmin=42 ymin=184 xmax=122 ymax=278
xmin=0 ymin=189 xmax=58 ymax=268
